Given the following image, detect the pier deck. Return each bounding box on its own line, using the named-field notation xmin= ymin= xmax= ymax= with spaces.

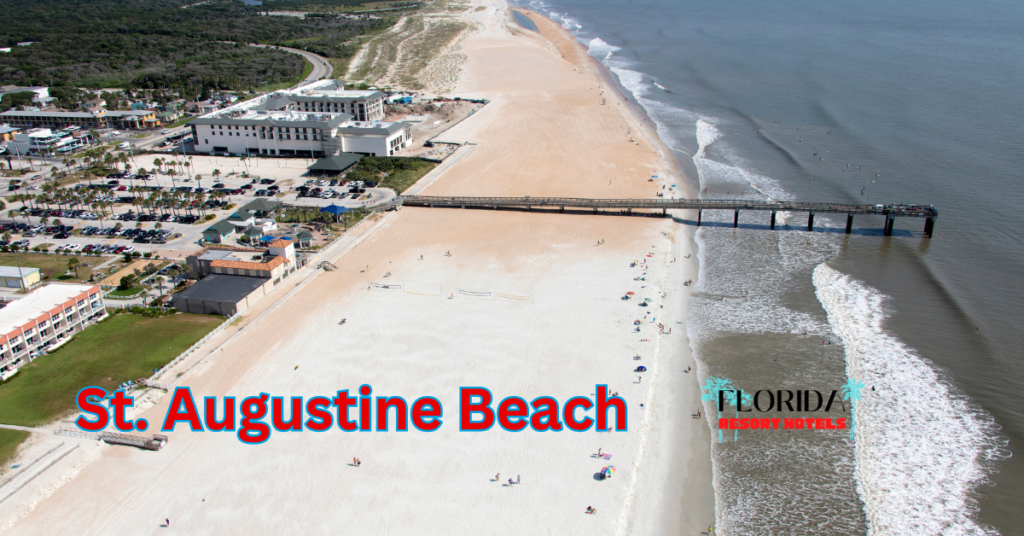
xmin=398 ymin=196 xmax=938 ymax=236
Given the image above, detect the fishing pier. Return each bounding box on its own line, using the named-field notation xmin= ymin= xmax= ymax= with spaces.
xmin=398 ymin=196 xmax=938 ymax=237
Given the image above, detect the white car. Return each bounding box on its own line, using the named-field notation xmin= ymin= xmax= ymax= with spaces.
xmin=121 ymin=246 xmax=135 ymax=253
xmin=162 ymin=129 xmax=171 ymax=135
xmin=118 ymin=142 xmax=131 ymax=150
xmin=55 ymin=244 xmax=69 ymax=252
xmin=110 ymin=130 xmax=122 ymax=137
xmin=66 ymin=244 xmax=82 ymax=251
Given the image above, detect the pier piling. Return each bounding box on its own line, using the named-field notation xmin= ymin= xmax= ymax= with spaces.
xmin=733 ymin=210 xmax=739 ymax=228
xmin=884 ymin=213 xmax=895 ymax=236
xmin=770 ymin=210 xmax=776 ymax=230
xmin=807 ymin=212 xmax=815 ymax=231
xmin=924 ymin=217 xmax=934 ymax=238
xmin=845 ymin=214 xmax=854 ymax=234
xmin=697 ymin=209 xmax=702 ymax=227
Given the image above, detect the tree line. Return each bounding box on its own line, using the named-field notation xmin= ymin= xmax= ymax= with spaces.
xmin=0 ymin=0 xmax=392 ymax=92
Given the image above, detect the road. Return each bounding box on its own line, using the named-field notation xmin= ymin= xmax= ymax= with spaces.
xmin=249 ymin=44 xmax=333 ymax=85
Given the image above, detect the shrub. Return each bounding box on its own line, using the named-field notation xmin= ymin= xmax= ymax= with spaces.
xmin=118 ymin=274 xmax=136 ymax=290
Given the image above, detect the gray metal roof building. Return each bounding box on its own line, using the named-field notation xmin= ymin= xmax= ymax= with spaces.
xmin=172 ymin=274 xmax=272 ymax=317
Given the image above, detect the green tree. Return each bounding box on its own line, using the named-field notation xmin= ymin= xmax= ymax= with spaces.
xmin=67 ymin=257 xmax=81 ymax=277
xmin=118 ymin=274 xmax=136 ymax=290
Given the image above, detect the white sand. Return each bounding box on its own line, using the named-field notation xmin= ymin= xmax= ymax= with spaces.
xmin=0 ymin=2 xmax=712 ymax=534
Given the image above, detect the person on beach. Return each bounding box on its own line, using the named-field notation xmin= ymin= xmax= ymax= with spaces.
xmin=165 ymin=518 xmax=170 ymax=527
xmin=508 ymin=478 xmax=514 ymax=486
xmin=516 ymin=475 xmax=521 ymax=484
xmin=597 ymin=448 xmax=602 ymax=457
xmin=697 ymin=409 xmax=701 ymax=418
xmin=495 ymin=473 xmax=500 ymax=481
xmin=586 ymin=506 xmax=596 ymax=514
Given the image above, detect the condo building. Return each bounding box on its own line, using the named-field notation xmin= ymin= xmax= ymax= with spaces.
xmin=0 ymin=283 xmax=107 ymax=380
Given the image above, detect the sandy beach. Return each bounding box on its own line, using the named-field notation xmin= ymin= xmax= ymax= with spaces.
xmin=0 ymin=2 xmax=712 ymax=534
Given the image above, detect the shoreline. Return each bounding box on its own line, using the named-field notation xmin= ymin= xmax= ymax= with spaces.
xmin=512 ymin=7 xmax=712 ymax=535
xmin=0 ymin=1 xmax=712 ymax=534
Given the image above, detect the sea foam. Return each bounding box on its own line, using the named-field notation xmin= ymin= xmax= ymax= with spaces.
xmin=813 ymin=264 xmax=1007 ymax=536
xmin=586 ymin=37 xmax=620 ymax=60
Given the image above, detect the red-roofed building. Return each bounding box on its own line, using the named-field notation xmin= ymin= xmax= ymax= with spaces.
xmin=0 ymin=283 xmax=106 ymax=380
xmin=176 ymin=239 xmax=299 ymax=316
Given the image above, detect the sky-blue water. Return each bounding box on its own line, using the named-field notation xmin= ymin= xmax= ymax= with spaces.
xmin=518 ymin=0 xmax=1024 ymax=532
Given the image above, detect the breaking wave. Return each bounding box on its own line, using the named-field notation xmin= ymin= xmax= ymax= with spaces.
xmin=813 ymin=264 xmax=1008 ymax=536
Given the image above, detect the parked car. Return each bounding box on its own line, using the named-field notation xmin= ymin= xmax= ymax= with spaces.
xmin=54 ymin=232 xmax=71 ymax=239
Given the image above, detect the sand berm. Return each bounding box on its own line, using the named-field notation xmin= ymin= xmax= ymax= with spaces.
xmin=1 ymin=2 xmax=712 ymax=534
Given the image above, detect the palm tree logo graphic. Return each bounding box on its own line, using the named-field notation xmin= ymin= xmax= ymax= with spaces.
xmin=701 ymin=376 xmax=734 ymax=443
xmin=841 ymin=378 xmax=865 ymax=441
xmin=729 ymin=391 xmax=753 ymax=442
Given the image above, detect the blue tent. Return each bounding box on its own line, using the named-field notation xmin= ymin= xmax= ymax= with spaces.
xmin=320 ymin=204 xmax=350 ymax=222
xmin=320 ymin=204 xmax=350 ymax=215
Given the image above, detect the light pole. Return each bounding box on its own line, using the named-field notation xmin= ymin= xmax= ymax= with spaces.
xmin=12 ymin=144 xmax=24 ymax=171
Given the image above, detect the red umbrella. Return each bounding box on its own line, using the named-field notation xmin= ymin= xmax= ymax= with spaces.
xmin=626 ymin=292 xmax=635 ymax=296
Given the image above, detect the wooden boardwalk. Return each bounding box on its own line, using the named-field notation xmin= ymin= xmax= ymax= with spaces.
xmin=398 ymin=196 xmax=938 ymax=237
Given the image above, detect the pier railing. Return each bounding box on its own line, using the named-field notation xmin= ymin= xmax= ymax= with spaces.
xmin=398 ymin=195 xmax=938 ymax=236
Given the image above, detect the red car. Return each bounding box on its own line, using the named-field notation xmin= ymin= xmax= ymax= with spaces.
xmin=114 ymin=246 xmax=126 ymax=254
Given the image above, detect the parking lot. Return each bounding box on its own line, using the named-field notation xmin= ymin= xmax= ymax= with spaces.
xmin=1 ymin=155 xmax=399 ymax=259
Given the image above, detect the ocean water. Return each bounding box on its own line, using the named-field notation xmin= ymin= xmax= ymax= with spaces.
xmin=514 ymin=0 xmax=1024 ymax=534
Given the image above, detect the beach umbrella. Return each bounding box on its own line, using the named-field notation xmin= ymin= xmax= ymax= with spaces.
xmin=626 ymin=292 xmax=635 ymax=296
xmin=601 ymin=466 xmax=616 ymax=476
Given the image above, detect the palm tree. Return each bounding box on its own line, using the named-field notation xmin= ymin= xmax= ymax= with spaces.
xmin=212 ymin=169 xmax=221 ymax=182
xmin=701 ymin=376 xmax=735 ymax=443
xmin=195 ymin=174 xmax=203 ymax=188
xmin=67 ymin=257 xmax=81 ymax=278
xmin=841 ymin=378 xmax=865 ymax=441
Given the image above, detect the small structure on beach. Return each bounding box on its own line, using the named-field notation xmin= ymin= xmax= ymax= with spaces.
xmin=308 ymin=152 xmax=362 ymax=175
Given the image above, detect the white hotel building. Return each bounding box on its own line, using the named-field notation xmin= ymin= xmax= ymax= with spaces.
xmin=0 ymin=283 xmax=107 ymax=380
xmin=190 ymin=80 xmax=412 ymax=158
